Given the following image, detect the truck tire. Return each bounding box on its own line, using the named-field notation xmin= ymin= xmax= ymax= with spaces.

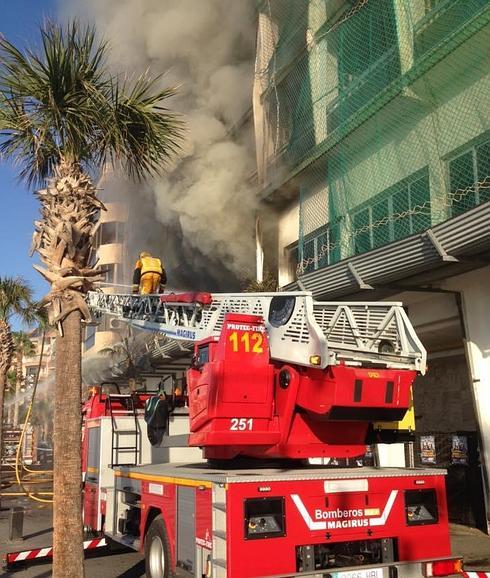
xmin=145 ymin=515 xmax=174 ymax=578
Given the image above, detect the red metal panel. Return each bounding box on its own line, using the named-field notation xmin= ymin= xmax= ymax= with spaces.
xmin=225 ymin=474 xmax=451 ymax=578
xmin=160 ymin=292 xmax=213 ymax=305
xmin=195 ymin=488 xmax=212 ymax=550
xmin=83 ymin=482 xmax=99 ymax=531
xmin=140 ymin=482 xmax=177 ymax=566
xmin=187 ymin=312 xmax=417 ymax=460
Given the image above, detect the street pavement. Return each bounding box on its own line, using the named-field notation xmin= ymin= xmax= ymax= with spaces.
xmin=3 ymin=549 xmax=146 ymax=578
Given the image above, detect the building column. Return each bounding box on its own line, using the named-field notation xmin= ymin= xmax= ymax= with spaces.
xmin=447 ymin=268 xmax=490 ymax=528
xmin=393 ymin=0 xmax=417 ymax=75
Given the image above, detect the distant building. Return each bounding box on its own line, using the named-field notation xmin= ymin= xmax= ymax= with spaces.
xmin=254 ymin=0 xmax=490 ymax=530
xmin=23 ymin=326 xmax=57 ymax=388
xmin=82 ymin=170 xmax=130 ymax=383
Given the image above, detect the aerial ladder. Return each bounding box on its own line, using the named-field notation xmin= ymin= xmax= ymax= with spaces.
xmin=87 ymin=290 xmax=425 ymax=461
xmin=86 ymin=290 xmax=426 ymax=372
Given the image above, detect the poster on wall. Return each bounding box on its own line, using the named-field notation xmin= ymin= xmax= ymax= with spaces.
xmin=451 ymin=435 xmax=469 ymax=465
xmin=420 ymin=435 xmax=436 ymax=464
xmin=363 ymin=445 xmax=375 ymax=467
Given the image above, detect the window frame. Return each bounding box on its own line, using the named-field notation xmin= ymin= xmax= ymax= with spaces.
xmin=351 ymin=168 xmax=431 ymax=255
xmin=95 ymin=221 xmax=126 ymax=247
xmin=293 ymin=221 xmax=340 ymax=275
xmin=447 ymin=137 xmax=490 ymax=216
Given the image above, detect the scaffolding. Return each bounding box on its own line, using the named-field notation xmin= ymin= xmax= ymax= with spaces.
xmin=254 ymin=0 xmax=490 ymax=276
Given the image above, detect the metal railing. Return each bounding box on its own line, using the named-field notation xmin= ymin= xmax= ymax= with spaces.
xmin=86 ymin=291 xmax=426 ymax=372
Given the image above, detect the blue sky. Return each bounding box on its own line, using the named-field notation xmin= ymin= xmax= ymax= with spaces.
xmin=0 ymin=0 xmax=58 ymax=320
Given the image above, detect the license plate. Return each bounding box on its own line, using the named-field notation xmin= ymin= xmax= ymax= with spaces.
xmin=332 ymin=568 xmax=383 ymax=578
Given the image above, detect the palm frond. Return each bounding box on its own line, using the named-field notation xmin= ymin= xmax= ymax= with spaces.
xmin=0 ymin=20 xmax=183 ymax=185
xmin=0 ymin=276 xmax=34 ymax=322
xmin=12 ymin=331 xmax=36 ymax=357
xmin=97 ymin=72 xmax=184 ymax=181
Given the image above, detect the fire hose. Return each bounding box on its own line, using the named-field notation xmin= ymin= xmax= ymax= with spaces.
xmin=0 ymin=330 xmax=54 ymax=502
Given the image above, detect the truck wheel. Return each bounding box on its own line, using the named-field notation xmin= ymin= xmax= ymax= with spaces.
xmin=145 ymin=515 xmax=173 ymax=578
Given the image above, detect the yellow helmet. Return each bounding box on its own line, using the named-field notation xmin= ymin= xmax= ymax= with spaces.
xmin=139 ymin=251 xmax=151 ymax=259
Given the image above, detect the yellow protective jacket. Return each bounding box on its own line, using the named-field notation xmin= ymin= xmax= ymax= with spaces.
xmin=138 ymin=256 xmax=163 ymax=276
xmin=133 ymin=256 xmax=166 ymax=286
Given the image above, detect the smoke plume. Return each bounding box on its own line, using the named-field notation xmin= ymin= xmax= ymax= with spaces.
xmin=62 ymin=0 xmax=258 ymax=289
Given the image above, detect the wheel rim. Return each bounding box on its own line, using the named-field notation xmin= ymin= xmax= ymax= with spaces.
xmin=149 ymin=535 xmax=165 ymax=577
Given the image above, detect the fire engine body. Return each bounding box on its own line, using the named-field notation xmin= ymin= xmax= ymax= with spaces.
xmin=80 ymin=291 xmax=460 ymax=578
xmin=82 ymin=385 xmax=201 ymax=533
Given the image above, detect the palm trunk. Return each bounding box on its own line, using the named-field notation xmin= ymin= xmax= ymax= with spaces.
xmin=0 ymin=371 xmax=5 ymax=492
xmin=53 ymin=309 xmax=84 ymax=578
xmin=33 ymin=160 xmax=102 ymax=576
xmin=13 ymin=350 xmax=22 ymax=426
xmin=0 ymin=318 xmax=14 ymax=503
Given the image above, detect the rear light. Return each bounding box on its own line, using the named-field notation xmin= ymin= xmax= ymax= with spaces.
xmin=424 ymin=558 xmax=463 ymax=577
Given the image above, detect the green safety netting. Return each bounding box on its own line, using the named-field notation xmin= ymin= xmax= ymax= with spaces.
xmin=255 ymin=0 xmax=490 ymax=275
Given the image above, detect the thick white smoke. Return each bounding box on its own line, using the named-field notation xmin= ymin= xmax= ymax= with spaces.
xmin=62 ymin=0 xmax=258 ymax=286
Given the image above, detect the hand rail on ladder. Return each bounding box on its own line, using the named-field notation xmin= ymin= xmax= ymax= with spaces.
xmin=87 ymin=291 xmax=426 ymax=373
xmin=106 ymin=394 xmax=140 ymax=467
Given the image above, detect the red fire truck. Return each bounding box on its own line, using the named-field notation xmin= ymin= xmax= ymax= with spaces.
xmin=7 ymin=291 xmax=463 ymax=578
xmin=77 ymin=290 xmax=464 ymax=578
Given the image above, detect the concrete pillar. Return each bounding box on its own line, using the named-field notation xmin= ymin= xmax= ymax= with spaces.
xmin=307 ymin=1 xmax=339 ymax=145
xmin=393 ymin=0 xmax=417 ymax=75
xmin=253 ymin=11 xmax=278 ymax=185
xmin=308 ymin=2 xmax=327 ymax=145
xmin=446 ymin=267 xmax=490 ymax=528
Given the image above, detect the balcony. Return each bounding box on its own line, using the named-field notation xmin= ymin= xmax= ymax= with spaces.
xmin=414 ymin=0 xmax=489 ymax=58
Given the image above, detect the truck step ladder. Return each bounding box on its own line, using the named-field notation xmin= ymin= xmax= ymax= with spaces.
xmin=87 ymin=291 xmax=426 ymax=373
xmin=106 ymin=394 xmax=140 ymax=467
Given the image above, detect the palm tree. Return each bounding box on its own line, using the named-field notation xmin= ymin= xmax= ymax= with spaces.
xmin=100 ymin=336 xmax=139 ymax=378
xmin=12 ymin=332 xmax=36 ymax=426
xmin=243 ymin=269 xmax=278 ymax=292
xmin=0 ymin=21 xmax=182 ymax=578
xmin=0 ymin=277 xmax=37 ymax=487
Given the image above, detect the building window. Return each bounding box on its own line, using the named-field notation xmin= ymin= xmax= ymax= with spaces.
xmin=297 ymin=223 xmax=340 ymax=275
xmin=352 ymin=169 xmax=431 ymax=255
xmin=416 ymin=0 xmax=487 ymax=58
xmin=95 ymin=221 xmax=125 ymax=246
xmin=448 ymin=138 xmax=490 ymax=217
xmin=25 ymin=366 xmax=37 ymax=388
xmin=99 ymin=263 xmax=116 ymax=285
xmin=337 ymin=0 xmax=398 ymax=92
xmin=84 ymin=325 xmax=96 ymax=351
xmin=285 ymin=244 xmax=299 ymax=281
xmin=327 ymin=0 xmax=400 ymax=131
xmin=101 ymin=222 xmax=117 ymax=244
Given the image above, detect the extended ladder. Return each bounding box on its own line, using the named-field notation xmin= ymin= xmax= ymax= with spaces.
xmin=87 ymin=291 xmax=426 ymax=373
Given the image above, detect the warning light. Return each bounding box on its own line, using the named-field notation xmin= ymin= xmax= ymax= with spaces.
xmin=310 ymin=355 xmax=321 ymax=366
xmin=425 ymin=559 xmax=463 ymax=577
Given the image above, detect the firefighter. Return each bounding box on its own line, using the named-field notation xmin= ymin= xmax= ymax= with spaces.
xmin=132 ymin=251 xmax=167 ymax=294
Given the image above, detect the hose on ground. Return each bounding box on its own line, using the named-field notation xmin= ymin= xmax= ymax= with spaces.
xmin=14 ymin=330 xmax=54 ymax=504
